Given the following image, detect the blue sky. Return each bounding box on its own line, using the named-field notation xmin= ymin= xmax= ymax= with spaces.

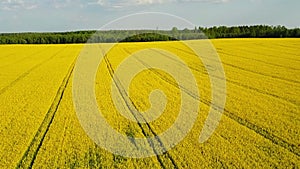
xmin=0 ymin=0 xmax=299 ymax=32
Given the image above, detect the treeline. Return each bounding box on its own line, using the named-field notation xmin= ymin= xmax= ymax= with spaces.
xmin=0 ymin=25 xmax=299 ymax=44
xmin=200 ymin=25 xmax=300 ymax=38
xmin=0 ymin=30 xmax=201 ymax=44
xmin=119 ymin=33 xmax=178 ymax=42
xmin=0 ymin=31 xmax=96 ymax=44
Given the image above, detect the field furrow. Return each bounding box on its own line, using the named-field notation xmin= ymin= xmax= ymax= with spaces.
xmin=0 ymin=45 xmax=82 ymax=168
xmin=217 ymin=50 xmax=300 ymax=71
xmin=138 ymin=45 xmax=299 ymax=106
xmin=0 ymin=46 xmax=51 ymax=69
xmin=0 ymin=46 xmax=67 ymax=96
xmin=169 ymin=45 xmax=300 ymax=85
xmin=16 ymin=59 xmax=76 ymax=168
xmin=104 ymin=53 xmax=179 ymax=169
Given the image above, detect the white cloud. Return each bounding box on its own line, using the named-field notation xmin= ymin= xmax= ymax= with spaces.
xmin=52 ymin=0 xmax=71 ymax=9
xmin=0 ymin=0 xmax=38 ymax=10
xmin=89 ymin=0 xmax=230 ymax=8
xmin=0 ymin=0 xmax=83 ymax=10
xmin=0 ymin=0 xmax=230 ymax=11
xmin=51 ymin=0 xmax=86 ymax=9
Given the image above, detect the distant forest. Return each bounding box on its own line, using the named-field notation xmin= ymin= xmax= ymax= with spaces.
xmin=0 ymin=25 xmax=299 ymax=44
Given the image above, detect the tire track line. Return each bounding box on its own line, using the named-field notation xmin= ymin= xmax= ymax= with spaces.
xmin=104 ymin=56 xmax=178 ymax=169
xmin=101 ymin=47 xmax=178 ymax=169
xmin=0 ymin=47 xmax=18 ymax=60
xmin=225 ymin=63 xmax=300 ymax=84
xmin=134 ymin=54 xmax=300 ymax=157
xmin=121 ymin=47 xmax=228 ymax=167
xmin=0 ymin=46 xmax=51 ymax=69
xmin=169 ymin=46 xmax=300 ymax=84
xmin=0 ymin=46 xmax=67 ymax=96
xmin=127 ymin=47 xmax=300 ymax=107
xmin=53 ymin=116 xmax=69 ymax=167
xmin=222 ymin=45 xmax=300 ymax=62
xmin=163 ymin=49 xmax=300 ymax=106
xmin=15 ymin=55 xmax=76 ymax=169
xmin=217 ymin=51 xmax=300 ymax=71
xmin=0 ymin=53 xmax=14 ymax=61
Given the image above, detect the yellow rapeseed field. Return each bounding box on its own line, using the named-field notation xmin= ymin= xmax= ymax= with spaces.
xmin=0 ymin=39 xmax=299 ymax=168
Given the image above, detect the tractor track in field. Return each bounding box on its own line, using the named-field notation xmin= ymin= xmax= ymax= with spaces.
xmin=122 ymin=45 xmax=300 ymax=157
xmin=133 ymin=54 xmax=300 ymax=157
xmin=217 ymin=51 xmax=300 ymax=71
xmin=223 ymin=45 xmax=300 ymax=62
xmin=0 ymin=48 xmax=19 ymax=60
xmin=0 ymin=46 xmax=51 ymax=69
xmin=225 ymin=62 xmax=300 ymax=84
xmin=252 ymin=44 xmax=300 ymax=58
xmin=15 ymin=54 xmax=76 ymax=169
xmin=0 ymin=46 xmax=68 ymax=96
xmin=168 ymin=46 xmax=300 ymax=85
xmin=158 ymin=48 xmax=300 ymax=106
xmin=53 ymin=115 xmax=70 ymax=167
xmin=103 ymin=54 xmax=178 ymax=169
xmin=0 ymin=53 xmax=14 ymax=61
xmin=272 ymin=43 xmax=300 ymax=50
xmin=126 ymin=47 xmax=300 ymax=108
xmin=225 ymin=78 xmax=300 ymax=107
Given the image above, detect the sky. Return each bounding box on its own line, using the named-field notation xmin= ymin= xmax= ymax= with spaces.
xmin=0 ymin=0 xmax=299 ymax=32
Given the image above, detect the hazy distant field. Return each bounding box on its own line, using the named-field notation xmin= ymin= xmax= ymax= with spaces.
xmin=0 ymin=39 xmax=299 ymax=168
